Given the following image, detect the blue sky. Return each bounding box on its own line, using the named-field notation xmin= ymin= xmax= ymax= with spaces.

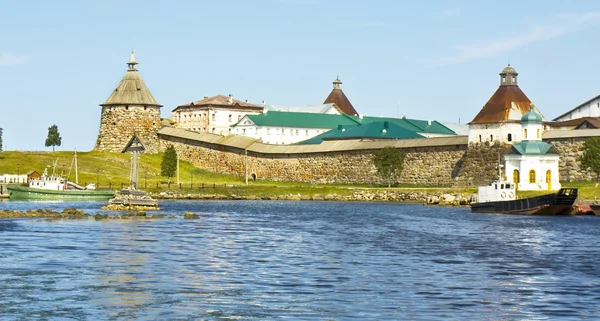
xmin=2 ymin=0 xmax=600 ymax=151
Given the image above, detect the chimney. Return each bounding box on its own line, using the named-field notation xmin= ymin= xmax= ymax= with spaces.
xmin=262 ymin=100 xmax=266 ymax=104
xmin=245 ymin=99 xmax=249 ymax=103
xmin=427 ymin=120 xmax=432 ymax=125
xmin=228 ymin=94 xmax=233 ymax=104
xmin=203 ymin=96 xmax=208 ymax=99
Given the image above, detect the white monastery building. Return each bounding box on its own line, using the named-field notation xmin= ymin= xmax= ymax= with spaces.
xmin=172 ymin=94 xmax=263 ymax=136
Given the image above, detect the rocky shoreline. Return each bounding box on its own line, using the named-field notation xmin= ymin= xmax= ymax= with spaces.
xmin=150 ymin=190 xmax=475 ymax=206
xmin=0 ymin=208 xmax=203 ymax=220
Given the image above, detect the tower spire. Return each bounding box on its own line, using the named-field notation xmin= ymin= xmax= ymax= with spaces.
xmin=333 ymin=75 xmax=342 ymax=90
xmin=127 ymin=51 xmax=138 ymax=70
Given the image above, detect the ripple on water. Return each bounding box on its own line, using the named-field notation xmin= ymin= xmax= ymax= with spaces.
xmin=1 ymin=201 xmax=600 ymax=320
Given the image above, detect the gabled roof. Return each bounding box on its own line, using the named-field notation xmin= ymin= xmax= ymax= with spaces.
xmin=549 ymin=117 xmax=600 ymax=129
xmin=323 ymin=77 xmax=359 ymax=116
xmin=240 ymin=111 xmax=361 ymax=128
xmin=101 ymin=53 xmax=161 ymax=107
xmin=469 ymin=86 xmax=546 ymax=124
xmin=506 ymin=140 xmax=558 ymax=156
xmin=173 ymin=94 xmax=263 ymax=112
xmin=262 ymin=103 xmax=341 ymax=114
xmin=297 ymin=121 xmax=425 ymax=144
xmin=121 ymin=134 xmax=146 ymax=153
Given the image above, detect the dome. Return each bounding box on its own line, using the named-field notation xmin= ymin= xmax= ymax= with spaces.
xmin=501 ymin=65 xmax=517 ymax=74
xmin=521 ymin=106 xmax=543 ymax=124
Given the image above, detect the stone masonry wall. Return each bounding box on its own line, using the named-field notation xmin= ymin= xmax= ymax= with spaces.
xmin=162 ymin=136 xmax=466 ymax=186
xmin=95 ymin=105 xmax=162 ymax=153
xmin=157 ymin=131 xmax=599 ymax=186
xmin=547 ymin=137 xmax=595 ymax=182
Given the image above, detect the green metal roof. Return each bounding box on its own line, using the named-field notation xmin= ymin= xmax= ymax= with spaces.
xmin=244 ymin=111 xmax=360 ymax=128
xmin=356 ymin=116 xmax=456 ymax=135
xmin=508 ymin=140 xmax=558 ymax=155
xmin=297 ymin=121 xmax=425 ymax=144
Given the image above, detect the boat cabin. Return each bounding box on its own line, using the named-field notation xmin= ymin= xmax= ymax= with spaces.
xmin=477 ymin=181 xmax=516 ymax=203
xmin=29 ymin=169 xmax=66 ymax=191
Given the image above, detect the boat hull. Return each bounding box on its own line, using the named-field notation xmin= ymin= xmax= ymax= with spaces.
xmin=7 ymin=185 xmax=114 ymax=201
xmin=471 ymin=188 xmax=578 ymax=215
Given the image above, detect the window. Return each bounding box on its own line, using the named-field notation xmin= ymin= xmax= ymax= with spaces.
xmin=546 ymin=170 xmax=551 ymax=184
xmin=211 ymin=114 xmax=216 ymax=121
xmin=242 ymin=128 xmax=246 ymax=135
xmin=479 ymin=135 xmax=482 ymax=142
xmin=529 ymin=170 xmax=536 ymax=184
xmin=305 ymin=130 xmax=309 ymax=136
xmin=537 ymin=129 xmax=540 ymax=139
xmin=228 ymin=114 xmax=232 ymax=122
xmin=267 ymin=128 xmax=271 ymax=135
xmin=238 ymin=115 xmax=242 ymax=120
xmin=524 ymin=128 xmax=528 ymax=139
xmin=507 ymin=133 xmax=512 ymax=142
xmin=502 ymin=77 xmax=506 ymax=83
xmin=490 ymin=134 xmax=493 ymax=141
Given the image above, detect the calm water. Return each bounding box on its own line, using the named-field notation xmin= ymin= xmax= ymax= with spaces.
xmin=1 ymin=200 xmax=600 ymax=320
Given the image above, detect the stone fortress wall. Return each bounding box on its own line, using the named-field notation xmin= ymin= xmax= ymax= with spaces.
xmin=157 ymin=128 xmax=600 ymax=186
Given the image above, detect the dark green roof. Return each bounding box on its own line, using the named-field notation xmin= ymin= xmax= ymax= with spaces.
xmin=356 ymin=116 xmax=456 ymax=135
xmin=244 ymin=111 xmax=360 ymax=128
xmin=297 ymin=121 xmax=425 ymax=144
xmin=243 ymin=112 xmax=456 ymax=135
xmin=507 ymin=140 xmax=558 ymax=155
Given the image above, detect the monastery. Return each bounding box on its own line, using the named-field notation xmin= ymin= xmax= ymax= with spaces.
xmin=94 ymin=54 xmax=600 ymax=188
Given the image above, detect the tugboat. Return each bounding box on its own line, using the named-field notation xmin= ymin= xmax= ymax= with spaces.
xmin=470 ymin=180 xmax=578 ymax=215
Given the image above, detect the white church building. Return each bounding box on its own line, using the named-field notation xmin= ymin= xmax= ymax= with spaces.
xmin=504 ymin=108 xmax=561 ymax=191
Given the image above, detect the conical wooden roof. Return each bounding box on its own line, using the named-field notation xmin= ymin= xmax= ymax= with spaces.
xmin=323 ymin=77 xmax=358 ymax=116
xmin=470 ymin=66 xmax=546 ymax=124
xmin=101 ymin=53 xmax=161 ymax=107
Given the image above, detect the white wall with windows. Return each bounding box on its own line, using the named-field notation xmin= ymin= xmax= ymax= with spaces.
xmin=174 ymin=108 xmax=261 ymax=136
xmin=231 ymin=119 xmax=330 ymax=144
xmin=554 ymin=97 xmax=600 ymax=122
xmin=504 ymin=156 xmax=560 ymax=191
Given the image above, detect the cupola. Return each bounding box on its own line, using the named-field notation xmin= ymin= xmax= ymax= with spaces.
xmin=500 ymin=64 xmax=518 ymax=86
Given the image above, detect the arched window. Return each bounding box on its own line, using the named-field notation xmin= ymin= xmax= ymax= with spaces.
xmin=529 ymin=170 xmax=536 ymax=184
xmin=524 ymin=129 xmax=528 ymax=139
xmin=507 ymin=133 xmax=512 ymax=142
xmin=513 ymin=169 xmax=519 ymax=184
xmin=490 ymin=134 xmax=494 ymax=141
xmin=537 ymin=129 xmax=540 ymax=139
xmin=479 ymin=135 xmax=482 ymax=142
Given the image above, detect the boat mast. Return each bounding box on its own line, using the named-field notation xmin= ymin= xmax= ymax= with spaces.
xmin=74 ymin=149 xmax=78 ymax=185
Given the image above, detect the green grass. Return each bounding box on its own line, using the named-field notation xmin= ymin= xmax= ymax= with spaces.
xmin=3 ymin=150 xmax=597 ymax=199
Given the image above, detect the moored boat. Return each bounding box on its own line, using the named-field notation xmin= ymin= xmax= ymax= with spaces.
xmin=6 ymin=152 xmax=114 ymax=201
xmin=470 ymin=180 xmax=578 ymax=215
xmin=7 ymin=183 xmax=114 ymax=201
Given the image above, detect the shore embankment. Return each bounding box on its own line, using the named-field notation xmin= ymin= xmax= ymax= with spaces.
xmin=149 ymin=189 xmax=475 ymax=205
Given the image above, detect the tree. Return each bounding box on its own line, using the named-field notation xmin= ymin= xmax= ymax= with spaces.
xmin=0 ymin=127 xmax=3 ymax=151
xmin=45 ymin=125 xmax=62 ymax=151
xmin=580 ymin=137 xmax=600 ymax=182
xmin=161 ymin=145 xmax=178 ymax=183
xmin=372 ymin=147 xmax=406 ymax=187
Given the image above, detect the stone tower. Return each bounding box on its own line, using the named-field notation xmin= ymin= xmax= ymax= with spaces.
xmin=95 ymin=52 xmax=162 ymax=153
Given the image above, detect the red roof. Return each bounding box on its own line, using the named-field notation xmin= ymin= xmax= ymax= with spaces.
xmin=173 ymin=94 xmax=263 ymax=112
xmin=323 ymin=89 xmax=358 ymax=116
xmin=469 ymin=86 xmax=545 ymax=124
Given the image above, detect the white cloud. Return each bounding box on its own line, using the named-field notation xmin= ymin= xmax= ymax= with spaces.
xmin=0 ymin=53 xmax=29 ymax=66
xmin=425 ymin=12 xmax=600 ymax=66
